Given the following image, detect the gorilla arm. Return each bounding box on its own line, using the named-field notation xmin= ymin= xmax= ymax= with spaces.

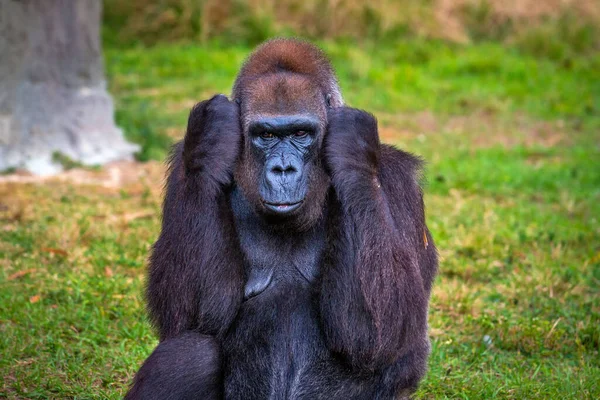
xmin=147 ymin=95 xmax=245 ymax=341
xmin=320 ymin=107 xmax=436 ymax=371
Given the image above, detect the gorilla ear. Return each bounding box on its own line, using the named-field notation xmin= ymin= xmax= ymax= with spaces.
xmin=326 ymin=93 xmax=332 ymax=108
xmin=234 ymin=98 xmax=241 ymax=106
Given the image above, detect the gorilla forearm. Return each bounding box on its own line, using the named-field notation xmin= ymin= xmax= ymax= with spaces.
xmin=125 ymin=332 xmax=223 ymax=400
xmin=321 ymin=171 xmax=428 ymax=370
xmin=321 ymin=109 xmax=432 ymax=371
xmin=148 ymin=161 xmax=244 ymax=340
xmin=147 ymin=98 xmax=245 ymax=341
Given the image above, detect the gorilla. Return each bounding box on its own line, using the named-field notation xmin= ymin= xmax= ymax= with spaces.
xmin=126 ymin=38 xmax=438 ymax=400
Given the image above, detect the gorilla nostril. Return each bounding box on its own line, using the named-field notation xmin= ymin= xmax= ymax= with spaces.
xmin=271 ymin=165 xmax=297 ymax=175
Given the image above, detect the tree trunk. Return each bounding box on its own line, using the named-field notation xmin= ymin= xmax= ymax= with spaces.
xmin=0 ymin=0 xmax=138 ymax=175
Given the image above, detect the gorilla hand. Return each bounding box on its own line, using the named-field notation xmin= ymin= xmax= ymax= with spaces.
xmin=183 ymin=94 xmax=241 ymax=186
xmin=324 ymin=107 xmax=380 ymax=185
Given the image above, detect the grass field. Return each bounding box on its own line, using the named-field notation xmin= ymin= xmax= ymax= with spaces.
xmin=1 ymin=39 xmax=599 ymax=398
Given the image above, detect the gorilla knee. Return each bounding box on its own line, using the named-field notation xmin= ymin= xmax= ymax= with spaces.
xmin=125 ymin=332 xmax=222 ymax=400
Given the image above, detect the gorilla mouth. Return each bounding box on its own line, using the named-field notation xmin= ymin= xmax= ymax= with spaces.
xmin=262 ymin=200 xmax=303 ymax=214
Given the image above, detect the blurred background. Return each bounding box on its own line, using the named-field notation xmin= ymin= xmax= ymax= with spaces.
xmin=1 ymin=0 xmax=598 ymax=398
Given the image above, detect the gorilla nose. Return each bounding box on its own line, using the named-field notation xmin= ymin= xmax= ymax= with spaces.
xmin=266 ymin=158 xmax=300 ymax=185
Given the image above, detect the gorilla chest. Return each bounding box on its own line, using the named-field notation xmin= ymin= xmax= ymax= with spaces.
xmin=223 ymin=240 xmax=328 ymax=399
xmin=229 ymin=187 xmax=325 ymax=298
xmin=239 ymin=227 xmax=323 ymax=300
xmin=225 ymin=190 xmax=331 ymax=398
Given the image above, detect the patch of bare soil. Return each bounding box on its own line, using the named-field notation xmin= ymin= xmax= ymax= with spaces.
xmin=379 ymin=110 xmax=570 ymax=149
xmin=0 ymin=160 xmax=166 ymax=191
xmin=448 ymin=112 xmax=570 ymax=148
xmin=378 ymin=111 xmax=440 ymax=142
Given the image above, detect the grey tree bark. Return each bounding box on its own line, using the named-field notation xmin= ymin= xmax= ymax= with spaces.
xmin=0 ymin=0 xmax=138 ymax=175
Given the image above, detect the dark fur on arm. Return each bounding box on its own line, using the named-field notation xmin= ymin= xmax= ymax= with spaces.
xmin=147 ymin=96 xmax=245 ymax=341
xmin=321 ymin=107 xmax=437 ymax=371
xmin=378 ymin=146 xmax=438 ymax=298
xmin=125 ymin=332 xmax=222 ymax=400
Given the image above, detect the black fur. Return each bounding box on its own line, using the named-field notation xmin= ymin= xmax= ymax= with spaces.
xmin=126 ymin=39 xmax=437 ymax=400
xmin=125 ymin=333 xmax=222 ymax=400
xmin=145 ymin=94 xmax=245 ymax=341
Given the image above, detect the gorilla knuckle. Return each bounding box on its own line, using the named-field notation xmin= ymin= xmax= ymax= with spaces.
xmin=206 ymin=94 xmax=230 ymax=112
xmin=206 ymin=97 xmax=239 ymax=123
xmin=358 ymin=110 xmax=377 ymax=130
xmin=182 ymin=95 xmax=241 ymax=183
xmin=345 ymin=107 xmax=376 ymax=130
xmin=328 ymin=107 xmax=376 ymax=133
xmin=188 ymin=101 xmax=208 ymax=124
xmin=191 ymin=100 xmax=208 ymax=113
xmin=210 ymin=93 xmax=230 ymax=103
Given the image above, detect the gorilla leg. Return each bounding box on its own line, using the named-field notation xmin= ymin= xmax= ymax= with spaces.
xmin=125 ymin=332 xmax=222 ymax=400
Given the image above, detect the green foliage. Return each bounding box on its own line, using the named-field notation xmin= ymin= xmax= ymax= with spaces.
xmin=114 ymin=101 xmax=174 ymax=162
xmin=1 ymin=37 xmax=599 ymax=398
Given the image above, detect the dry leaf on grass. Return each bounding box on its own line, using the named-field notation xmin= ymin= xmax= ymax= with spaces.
xmin=41 ymin=248 xmax=68 ymax=256
xmin=7 ymin=269 xmax=36 ymax=281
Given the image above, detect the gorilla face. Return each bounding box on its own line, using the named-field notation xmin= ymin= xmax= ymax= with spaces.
xmin=249 ymin=115 xmax=320 ymax=215
xmin=234 ymin=74 xmax=331 ymax=229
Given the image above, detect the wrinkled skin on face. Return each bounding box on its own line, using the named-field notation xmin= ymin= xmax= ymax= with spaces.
xmin=234 ymin=73 xmax=330 ymax=230
xmin=250 ymin=115 xmax=319 ymax=212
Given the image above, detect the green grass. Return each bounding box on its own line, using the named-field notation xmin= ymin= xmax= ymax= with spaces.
xmin=1 ymin=38 xmax=599 ymax=398
xmin=104 ymin=39 xmax=599 ymax=161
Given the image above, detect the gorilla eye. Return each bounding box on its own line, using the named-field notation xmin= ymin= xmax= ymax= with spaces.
xmin=295 ymin=130 xmax=308 ymax=137
xmin=260 ymin=132 xmax=274 ymax=139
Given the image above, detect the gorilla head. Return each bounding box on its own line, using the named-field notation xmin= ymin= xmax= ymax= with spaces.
xmin=232 ymin=39 xmax=344 ymax=229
